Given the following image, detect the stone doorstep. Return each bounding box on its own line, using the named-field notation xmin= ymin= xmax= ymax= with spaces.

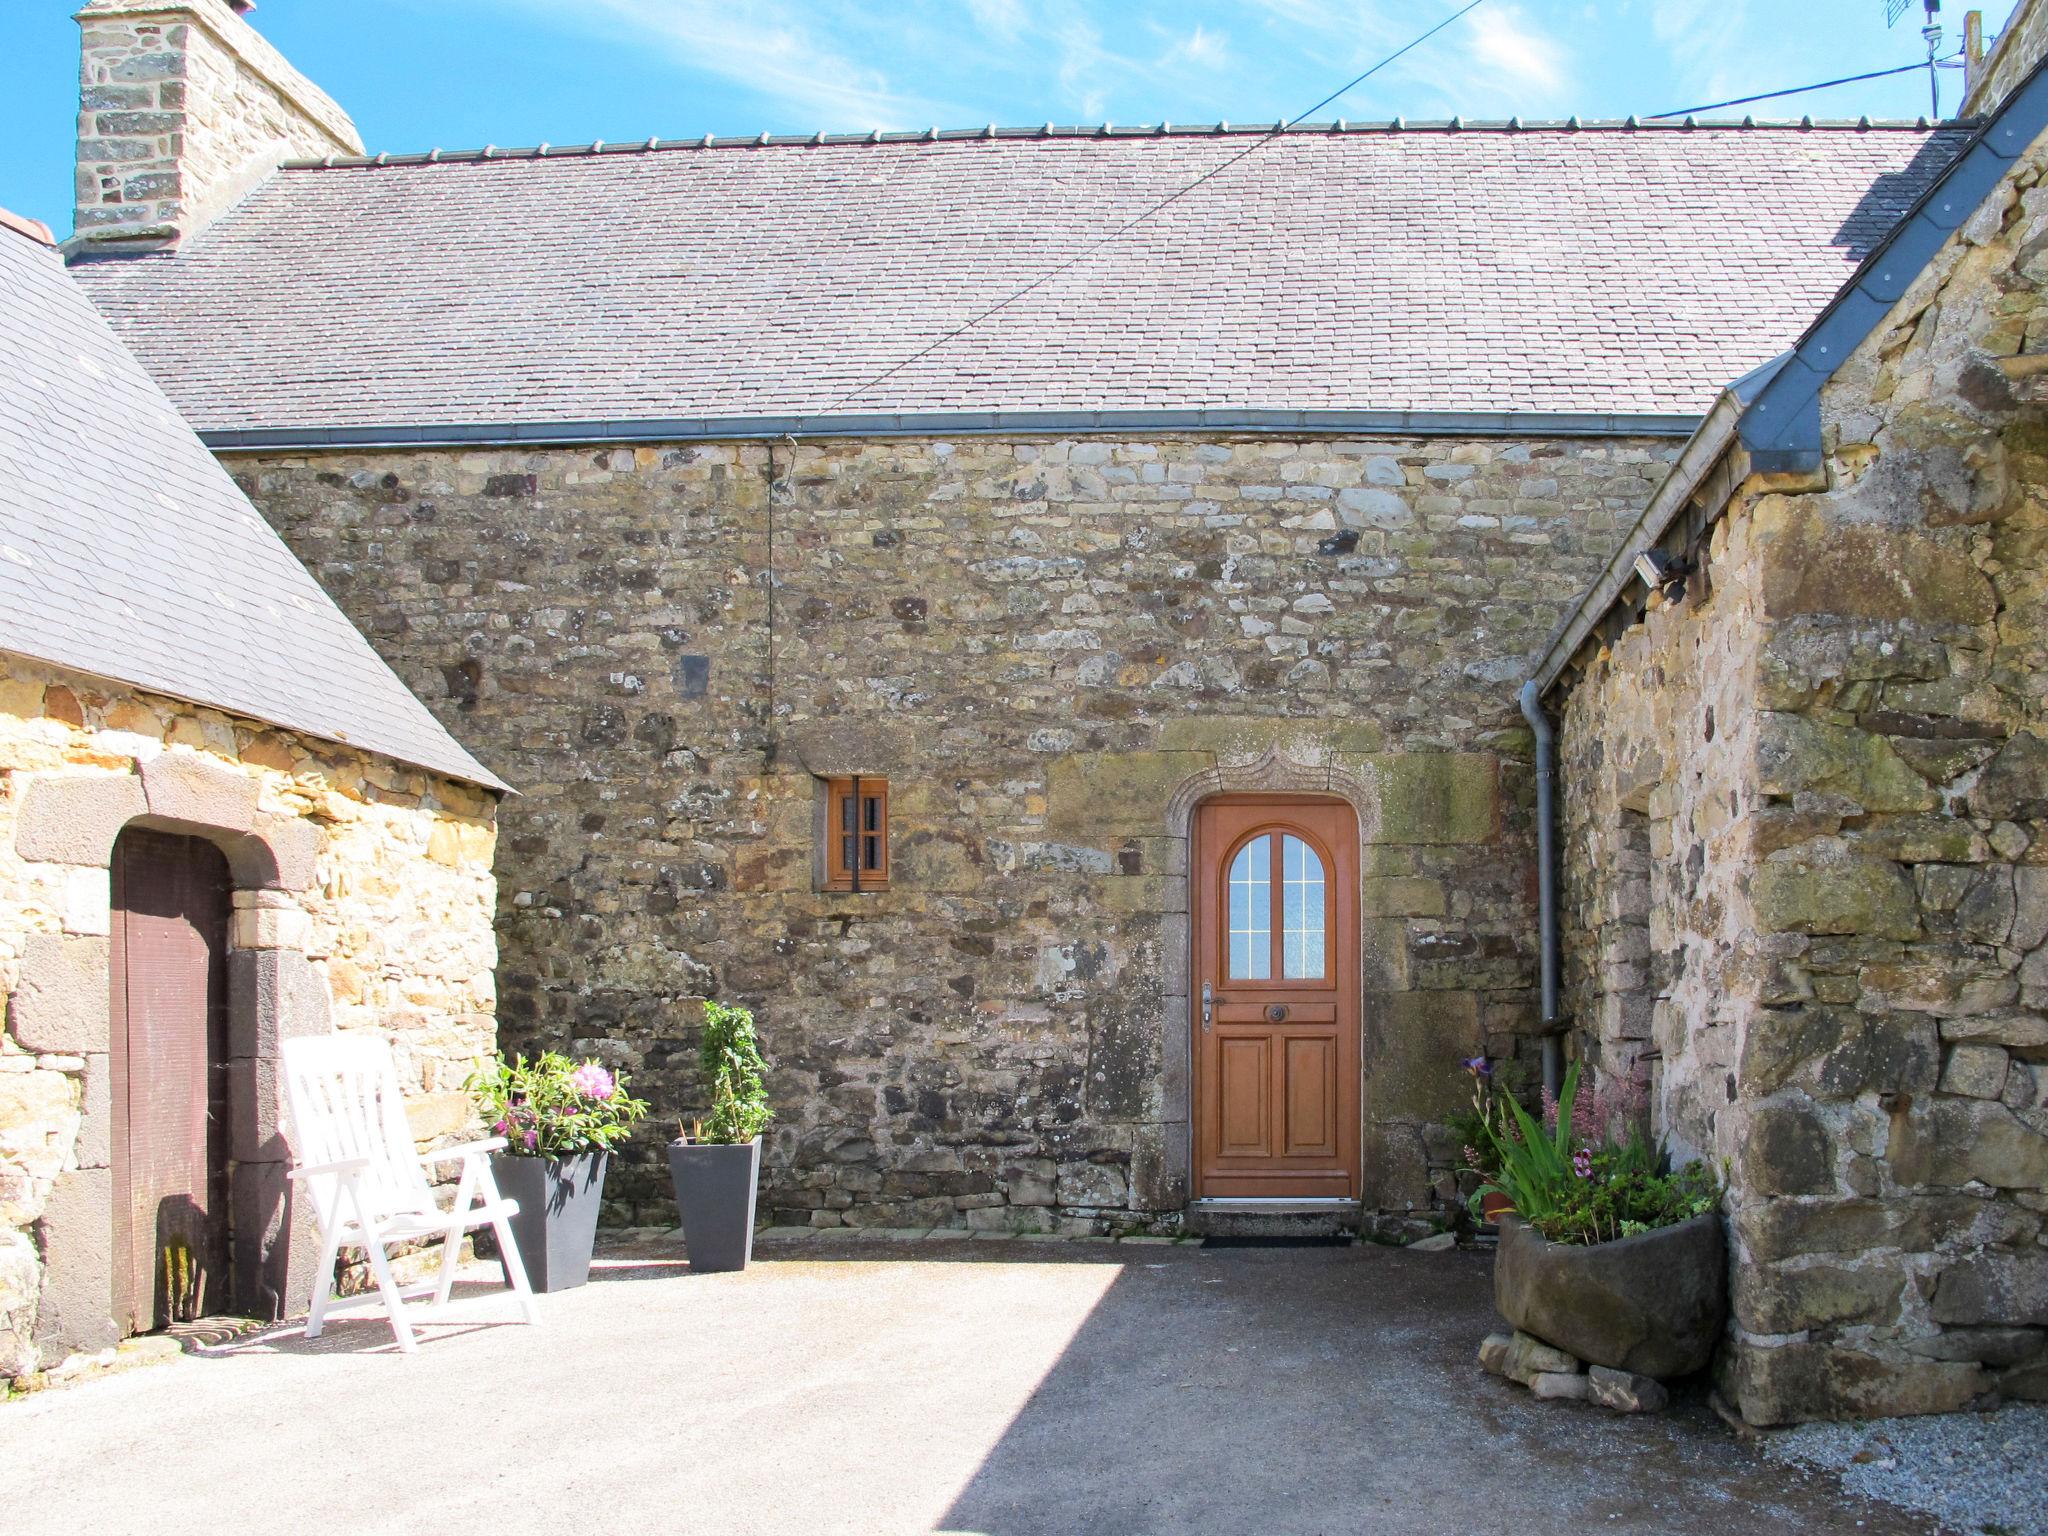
xmin=1185 ymin=1198 xmax=1362 ymax=1240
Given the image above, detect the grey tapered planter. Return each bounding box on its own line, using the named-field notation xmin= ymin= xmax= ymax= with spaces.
xmin=491 ymin=1150 xmax=609 ymax=1293
xmin=1495 ymin=1212 xmax=1726 ymax=1379
xmin=668 ymin=1136 xmax=762 ymax=1273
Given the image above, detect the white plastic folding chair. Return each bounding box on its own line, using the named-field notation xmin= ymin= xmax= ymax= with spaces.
xmin=281 ymin=1033 xmax=539 ymax=1352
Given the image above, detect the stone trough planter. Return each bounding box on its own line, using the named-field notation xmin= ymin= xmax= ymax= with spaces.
xmin=1494 ymin=1213 xmax=1726 ymax=1380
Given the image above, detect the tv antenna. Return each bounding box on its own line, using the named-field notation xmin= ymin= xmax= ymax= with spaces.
xmin=1890 ymin=0 xmax=1947 ymax=117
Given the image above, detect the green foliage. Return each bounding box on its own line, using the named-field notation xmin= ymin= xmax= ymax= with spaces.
xmin=1470 ymin=1061 xmax=1723 ymax=1246
xmin=1475 ymin=1061 xmax=1582 ymax=1222
xmin=1533 ymin=1153 xmax=1722 ymax=1246
xmin=467 ymin=1051 xmax=649 ymax=1159
xmin=690 ymin=1000 xmax=773 ymax=1145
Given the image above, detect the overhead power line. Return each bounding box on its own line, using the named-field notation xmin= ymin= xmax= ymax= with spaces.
xmin=1647 ymin=52 xmax=1963 ymax=121
xmin=803 ymin=0 xmax=1488 ymax=420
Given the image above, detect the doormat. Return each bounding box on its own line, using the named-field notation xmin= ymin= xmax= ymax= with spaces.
xmin=1201 ymin=1234 xmax=1354 ymax=1248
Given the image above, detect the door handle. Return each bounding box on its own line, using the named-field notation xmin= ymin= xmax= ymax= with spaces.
xmin=1202 ymin=982 xmax=1213 ymax=1032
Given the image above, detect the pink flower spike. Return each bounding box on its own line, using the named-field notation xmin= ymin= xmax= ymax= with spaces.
xmin=570 ymin=1062 xmax=615 ymax=1100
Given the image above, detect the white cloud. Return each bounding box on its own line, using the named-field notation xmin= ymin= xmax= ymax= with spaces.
xmin=1468 ymin=7 xmax=1566 ymax=93
xmin=495 ymin=0 xmax=956 ymax=131
xmin=1161 ymin=24 xmax=1231 ymax=70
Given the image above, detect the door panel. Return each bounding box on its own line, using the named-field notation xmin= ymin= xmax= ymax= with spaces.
xmin=1283 ymin=1036 xmax=1337 ymax=1157
xmin=110 ymin=829 xmax=232 ymax=1334
xmin=1193 ymin=797 xmax=1359 ymax=1198
xmin=1217 ymin=1036 xmax=1271 ymax=1156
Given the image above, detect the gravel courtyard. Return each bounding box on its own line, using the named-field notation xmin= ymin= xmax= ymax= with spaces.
xmin=2 ymin=1235 xmax=1959 ymax=1536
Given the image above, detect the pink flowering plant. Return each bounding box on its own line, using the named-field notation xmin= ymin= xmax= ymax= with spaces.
xmin=467 ymin=1050 xmax=650 ymax=1159
xmin=1469 ymin=1062 xmax=1719 ymax=1246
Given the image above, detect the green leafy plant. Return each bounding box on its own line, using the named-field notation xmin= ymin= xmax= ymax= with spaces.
xmin=686 ymin=1000 xmax=772 ymax=1145
xmin=467 ymin=1051 xmax=649 ymax=1158
xmin=1470 ymin=1062 xmax=1721 ymax=1245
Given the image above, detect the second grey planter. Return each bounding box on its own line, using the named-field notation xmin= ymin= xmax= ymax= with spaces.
xmin=490 ymin=1150 xmax=609 ymax=1294
xmin=668 ymin=1136 xmax=762 ymax=1273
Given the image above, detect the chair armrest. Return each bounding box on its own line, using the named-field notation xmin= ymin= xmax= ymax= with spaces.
xmin=417 ymin=1137 xmax=508 ymax=1165
xmin=288 ymin=1155 xmax=372 ymax=1181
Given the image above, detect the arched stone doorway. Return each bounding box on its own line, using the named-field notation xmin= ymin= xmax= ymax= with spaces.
xmin=109 ymin=826 xmax=235 ymax=1332
xmin=11 ymin=754 xmax=330 ymax=1353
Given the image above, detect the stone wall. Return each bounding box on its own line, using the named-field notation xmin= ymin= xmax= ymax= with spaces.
xmin=74 ymin=0 xmax=361 ymax=248
xmin=1556 ymin=131 xmax=2048 ymax=1423
xmin=227 ymin=431 xmax=1678 ymax=1232
xmin=0 ymin=650 xmax=498 ymax=1375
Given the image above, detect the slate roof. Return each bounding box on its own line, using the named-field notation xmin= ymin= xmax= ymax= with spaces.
xmin=0 ymin=214 xmax=505 ymax=789
xmin=68 ymin=120 xmax=1972 ymax=440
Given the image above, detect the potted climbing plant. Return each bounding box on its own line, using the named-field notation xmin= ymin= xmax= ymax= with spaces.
xmin=667 ymin=1000 xmax=773 ymax=1273
xmin=468 ymin=1051 xmax=648 ymax=1293
xmin=1474 ymin=1063 xmax=1727 ymax=1380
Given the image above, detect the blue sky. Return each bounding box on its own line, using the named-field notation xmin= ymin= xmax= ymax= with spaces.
xmin=0 ymin=0 xmax=2023 ymax=237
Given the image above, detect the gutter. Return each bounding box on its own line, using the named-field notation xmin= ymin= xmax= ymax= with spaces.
xmin=1519 ymin=680 xmax=1564 ymax=1099
xmin=195 ymin=407 xmax=1702 ymax=455
xmin=1526 ymin=379 xmax=1755 ymax=698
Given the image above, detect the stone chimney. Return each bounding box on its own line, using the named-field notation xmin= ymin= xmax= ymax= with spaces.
xmin=73 ymin=0 xmax=363 ymax=250
xmin=1962 ymin=0 xmax=2048 ymax=116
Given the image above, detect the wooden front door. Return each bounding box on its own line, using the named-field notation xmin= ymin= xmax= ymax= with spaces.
xmin=110 ymin=828 xmax=233 ymax=1333
xmin=1193 ymin=797 xmax=1359 ymax=1198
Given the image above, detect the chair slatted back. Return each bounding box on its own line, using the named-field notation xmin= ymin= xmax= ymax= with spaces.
xmin=281 ymin=1034 xmax=436 ymax=1227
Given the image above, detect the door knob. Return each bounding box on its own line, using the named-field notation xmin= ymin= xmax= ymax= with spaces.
xmin=1268 ymin=1004 xmax=1289 ymax=1023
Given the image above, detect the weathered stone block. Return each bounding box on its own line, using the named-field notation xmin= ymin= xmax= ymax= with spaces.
xmin=31 ymin=1167 xmax=118 ymax=1357
xmin=1971 ymin=732 xmax=2048 ymax=821
xmin=1757 ymin=716 xmax=1936 ymax=813
xmin=1757 ymin=503 xmax=1997 ymax=625
xmin=1727 ymin=1339 xmax=1984 ymax=1426
xmin=1941 ymin=1010 xmax=2048 ymax=1050
xmin=226 ymin=947 xmax=332 ymax=1058
xmin=1750 ymin=846 xmax=1919 ymax=941
xmin=1044 ymin=751 xmax=1211 ymax=839
xmin=1888 ymin=1099 xmax=2048 ymax=1190
xmin=12 ymin=773 xmax=145 ymax=866
xmin=1734 ymin=1258 xmax=1903 ymax=1333
xmin=139 ymin=750 xmax=258 ymax=833
xmin=1359 ymin=753 xmax=1498 ymax=845
xmin=1739 ymin=1007 xmax=1937 ymax=1098
xmin=1931 ymin=1253 xmax=2048 ymax=1327
xmin=1503 ymin=1329 xmax=1580 ymax=1385
xmin=1942 ymin=1043 xmax=2011 ymax=1099
xmin=1738 ymin=1102 xmax=1836 ymax=1197
xmin=8 ymin=935 xmax=110 ymax=1055
xmin=1586 ymin=1365 xmax=1669 ymax=1413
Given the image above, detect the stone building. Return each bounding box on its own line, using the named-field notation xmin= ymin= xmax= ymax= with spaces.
xmin=0 ymin=198 xmax=502 ymax=1377
xmin=1532 ymin=25 xmax=2048 ymax=1421
xmin=46 ymin=0 xmax=2048 ymax=1418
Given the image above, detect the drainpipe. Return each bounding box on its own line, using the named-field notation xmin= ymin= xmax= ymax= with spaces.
xmin=1518 ymin=679 xmax=1563 ymax=1099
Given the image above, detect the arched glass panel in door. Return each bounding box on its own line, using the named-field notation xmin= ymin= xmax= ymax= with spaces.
xmin=1282 ymin=834 xmax=1326 ymax=978
xmin=1225 ymin=831 xmax=1328 ymax=981
xmin=1227 ymin=834 xmax=1271 ymax=979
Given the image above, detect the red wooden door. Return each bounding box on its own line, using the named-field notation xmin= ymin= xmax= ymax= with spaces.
xmin=110 ymin=828 xmax=233 ymax=1332
xmin=1193 ymin=797 xmax=1360 ymax=1198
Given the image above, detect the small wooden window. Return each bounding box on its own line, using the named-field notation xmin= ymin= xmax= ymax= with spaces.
xmin=825 ymin=776 xmax=889 ymax=891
